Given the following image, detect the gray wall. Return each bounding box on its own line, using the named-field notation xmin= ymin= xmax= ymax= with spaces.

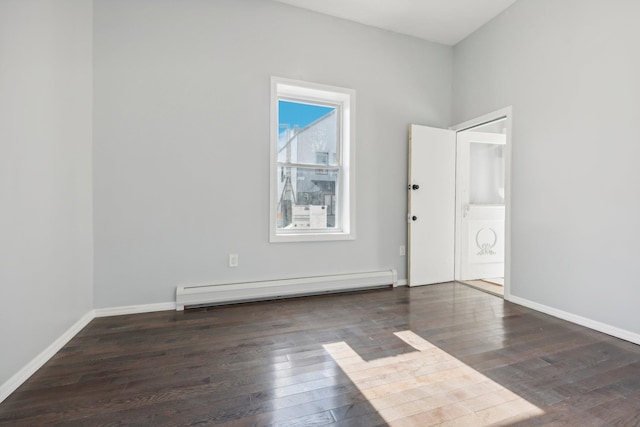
xmin=453 ymin=0 xmax=640 ymax=334
xmin=0 ymin=0 xmax=93 ymax=386
xmin=93 ymin=0 xmax=452 ymax=307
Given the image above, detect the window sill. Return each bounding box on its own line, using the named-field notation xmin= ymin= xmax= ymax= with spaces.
xmin=270 ymin=231 xmax=355 ymax=243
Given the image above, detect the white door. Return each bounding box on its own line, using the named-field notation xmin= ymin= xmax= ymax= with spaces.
xmin=455 ymin=130 xmax=506 ymax=281
xmin=408 ymin=125 xmax=456 ymax=286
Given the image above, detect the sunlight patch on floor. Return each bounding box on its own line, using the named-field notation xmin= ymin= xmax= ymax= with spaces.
xmin=323 ymin=330 xmax=543 ymax=426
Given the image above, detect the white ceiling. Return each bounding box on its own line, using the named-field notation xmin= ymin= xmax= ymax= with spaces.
xmin=271 ymin=0 xmax=517 ymax=46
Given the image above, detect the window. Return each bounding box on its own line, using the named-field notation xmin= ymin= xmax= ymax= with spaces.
xmin=270 ymin=77 xmax=355 ymax=242
xmin=315 ymin=152 xmax=329 ymax=175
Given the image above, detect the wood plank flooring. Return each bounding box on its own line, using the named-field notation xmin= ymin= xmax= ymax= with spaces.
xmin=1 ymin=283 xmax=640 ymax=426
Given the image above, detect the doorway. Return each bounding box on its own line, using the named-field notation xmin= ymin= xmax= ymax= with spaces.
xmin=407 ymin=107 xmax=512 ymax=299
xmin=452 ymin=109 xmax=512 ymax=298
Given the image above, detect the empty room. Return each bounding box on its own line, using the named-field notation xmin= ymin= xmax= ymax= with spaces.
xmin=1 ymin=0 xmax=639 ymax=425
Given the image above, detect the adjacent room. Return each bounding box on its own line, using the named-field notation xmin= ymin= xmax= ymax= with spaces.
xmin=1 ymin=0 xmax=639 ymax=425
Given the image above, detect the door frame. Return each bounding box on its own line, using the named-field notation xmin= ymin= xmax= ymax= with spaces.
xmin=450 ymin=107 xmax=513 ymax=299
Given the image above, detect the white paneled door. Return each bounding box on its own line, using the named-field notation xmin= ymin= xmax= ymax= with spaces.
xmin=407 ymin=125 xmax=456 ymax=287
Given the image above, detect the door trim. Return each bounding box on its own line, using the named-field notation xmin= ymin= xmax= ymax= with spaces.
xmin=450 ymin=107 xmax=513 ymax=299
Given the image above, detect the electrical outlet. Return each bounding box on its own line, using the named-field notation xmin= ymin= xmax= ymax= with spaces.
xmin=399 ymin=245 xmax=406 ymax=256
xmin=229 ymin=253 xmax=238 ymax=267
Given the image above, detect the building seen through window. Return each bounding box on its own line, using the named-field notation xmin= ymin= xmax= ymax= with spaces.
xmin=277 ymin=100 xmax=339 ymax=230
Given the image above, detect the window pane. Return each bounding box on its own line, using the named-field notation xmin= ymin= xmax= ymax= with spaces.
xmin=276 ymin=166 xmax=338 ymax=230
xmin=278 ymin=100 xmax=339 ymax=166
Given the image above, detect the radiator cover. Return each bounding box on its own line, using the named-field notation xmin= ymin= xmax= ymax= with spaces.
xmin=176 ymin=269 xmax=397 ymax=311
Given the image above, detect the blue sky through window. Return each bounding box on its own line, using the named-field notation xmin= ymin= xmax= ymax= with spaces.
xmin=279 ymin=100 xmax=334 ymax=132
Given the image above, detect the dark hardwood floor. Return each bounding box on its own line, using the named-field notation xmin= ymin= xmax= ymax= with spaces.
xmin=1 ymin=283 xmax=640 ymax=426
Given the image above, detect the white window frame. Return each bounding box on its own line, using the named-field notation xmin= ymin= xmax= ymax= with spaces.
xmin=270 ymin=77 xmax=356 ymax=243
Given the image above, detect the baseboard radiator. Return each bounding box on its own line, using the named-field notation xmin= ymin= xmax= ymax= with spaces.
xmin=176 ymin=269 xmax=397 ymax=311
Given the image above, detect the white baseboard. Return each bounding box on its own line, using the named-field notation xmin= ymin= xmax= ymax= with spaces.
xmin=395 ymin=279 xmax=408 ymax=287
xmin=0 ymin=310 xmax=95 ymax=404
xmin=507 ymin=295 xmax=640 ymax=346
xmin=94 ymin=302 xmax=175 ymax=317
